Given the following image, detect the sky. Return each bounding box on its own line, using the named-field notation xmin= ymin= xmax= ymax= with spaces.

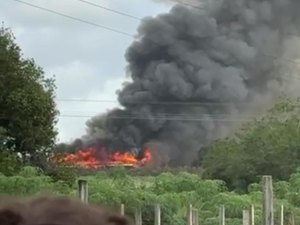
xmin=0 ymin=0 xmax=173 ymax=143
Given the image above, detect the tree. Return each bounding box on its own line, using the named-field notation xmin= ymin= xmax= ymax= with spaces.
xmin=0 ymin=27 xmax=58 ymax=161
xmin=203 ymin=96 xmax=300 ymax=190
xmin=0 ymin=126 xmax=22 ymax=175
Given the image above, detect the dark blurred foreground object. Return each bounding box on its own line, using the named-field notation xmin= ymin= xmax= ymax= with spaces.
xmin=0 ymin=196 xmax=132 ymax=225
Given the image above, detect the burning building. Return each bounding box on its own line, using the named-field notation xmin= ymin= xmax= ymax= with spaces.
xmin=52 ymin=147 xmax=152 ymax=169
xmin=56 ymin=0 xmax=300 ymax=168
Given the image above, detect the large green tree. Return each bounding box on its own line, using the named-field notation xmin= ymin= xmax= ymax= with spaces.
xmin=203 ymin=97 xmax=300 ymax=190
xmin=0 ymin=27 xmax=58 ymax=160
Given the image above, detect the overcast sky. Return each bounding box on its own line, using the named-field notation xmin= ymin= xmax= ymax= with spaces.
xmin=0 ymin=0 xmax=173 ymax=143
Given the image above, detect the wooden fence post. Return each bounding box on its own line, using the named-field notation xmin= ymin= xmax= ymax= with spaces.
xmin=280 ymin=205 xmax=284 ymax=225
xmin=250 ymin=205 xmax=255 ymax=225
xmin=154 ymin=204 xmax=161 ymax=225
xmin=243 ymin=210 xmax=250 ymax=225
xmin=219 ymin=205 xmax=225 ymax=225
xmin=187 ymin=204 xmax=193 ymax=225
xmin=291 ymin=214 xmax=295 ymax=225
xmin=262 ymin=176 xmax=274 ymax=225
xmin=134 ymin=207 xmax=142 ymax=225
xmin=192 ymin=208 xmax=199 ymax=225
xmin=78 ymin=179 xmax=88 ymax=203
xmin=120 ymin=204 xmax=125 ymax=216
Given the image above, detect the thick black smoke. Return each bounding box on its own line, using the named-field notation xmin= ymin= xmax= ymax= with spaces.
xmin=61 ymin=0 xmax=300 ymax=166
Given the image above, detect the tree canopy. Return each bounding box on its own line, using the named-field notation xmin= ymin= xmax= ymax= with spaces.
xmin=0 ymin=27 xmax=58 ymax=160
xmin=203 ymin=96 xmax=300 ymax=190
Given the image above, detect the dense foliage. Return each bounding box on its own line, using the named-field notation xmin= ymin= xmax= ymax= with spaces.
xmin=1 ymin=166 xmax=300 ymax=225
xmin=203 ymin=97 xmax=300 ymax=190
xmin=0 ymin=27 xmax=58 ymax=161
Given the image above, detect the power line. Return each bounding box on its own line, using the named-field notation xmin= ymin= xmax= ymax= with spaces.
xmin=55 ymin=98 xmax=300 ymax=107
xmin=0 ymin=113 xmax=256 ymax=122
xmin=12 ymin=0 xmax=204 ymax=39
xmin=262 ymin=52 xmax=300 ymax=65
xmin=8 ymin=1 xmax=299 ymax=132
xmin=77 ymin=0 xmax=204 ymax=19
xmin=12 ymin=0 xmax=300 ymax=92
xmin=173 ymin=0 xmax=204 ymax=10
xmin=13 ymin=0 xmax=133 ymax=37
xmin=58 ymin=114 xmax=253 ymax=122
xmin=56 ymin=98 xmax=245 ymax=105
xmin=12 ymin=0 xmax=300 ymax=113
xmin=59 ymin=110 xmax=260 ymax=117
xmin=11 ymin=2 xmax=300 ymax=86
xmin=11 ymin=1 xmax=300 ymax=107
xmin=13 ymin=0 xmax=300 ymax=68
xmin=76 ymin=0 xmax=142 ymax=21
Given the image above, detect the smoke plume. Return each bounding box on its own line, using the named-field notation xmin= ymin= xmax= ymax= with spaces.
xmin=61 ymin=0 xmax=300 ymax=166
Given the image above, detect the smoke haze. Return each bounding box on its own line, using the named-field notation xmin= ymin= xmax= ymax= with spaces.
xmin=60 ymin=0 xmax=300 ymax=166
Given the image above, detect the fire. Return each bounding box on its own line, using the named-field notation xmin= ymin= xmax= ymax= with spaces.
xmin=52 ymin=147 xmax=152 ymax=169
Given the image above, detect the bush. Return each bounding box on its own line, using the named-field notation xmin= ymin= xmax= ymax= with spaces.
xmin=0 ymin=150 xmax=22 ymax=176
xmin=0 ymin=166 xmax=300 ymax=225
xmin=46 ymin=164 xmax=77 ymax=187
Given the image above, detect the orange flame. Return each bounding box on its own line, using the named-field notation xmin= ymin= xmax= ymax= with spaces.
xmin=52 ymin=147 xmax=152 ymax=169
